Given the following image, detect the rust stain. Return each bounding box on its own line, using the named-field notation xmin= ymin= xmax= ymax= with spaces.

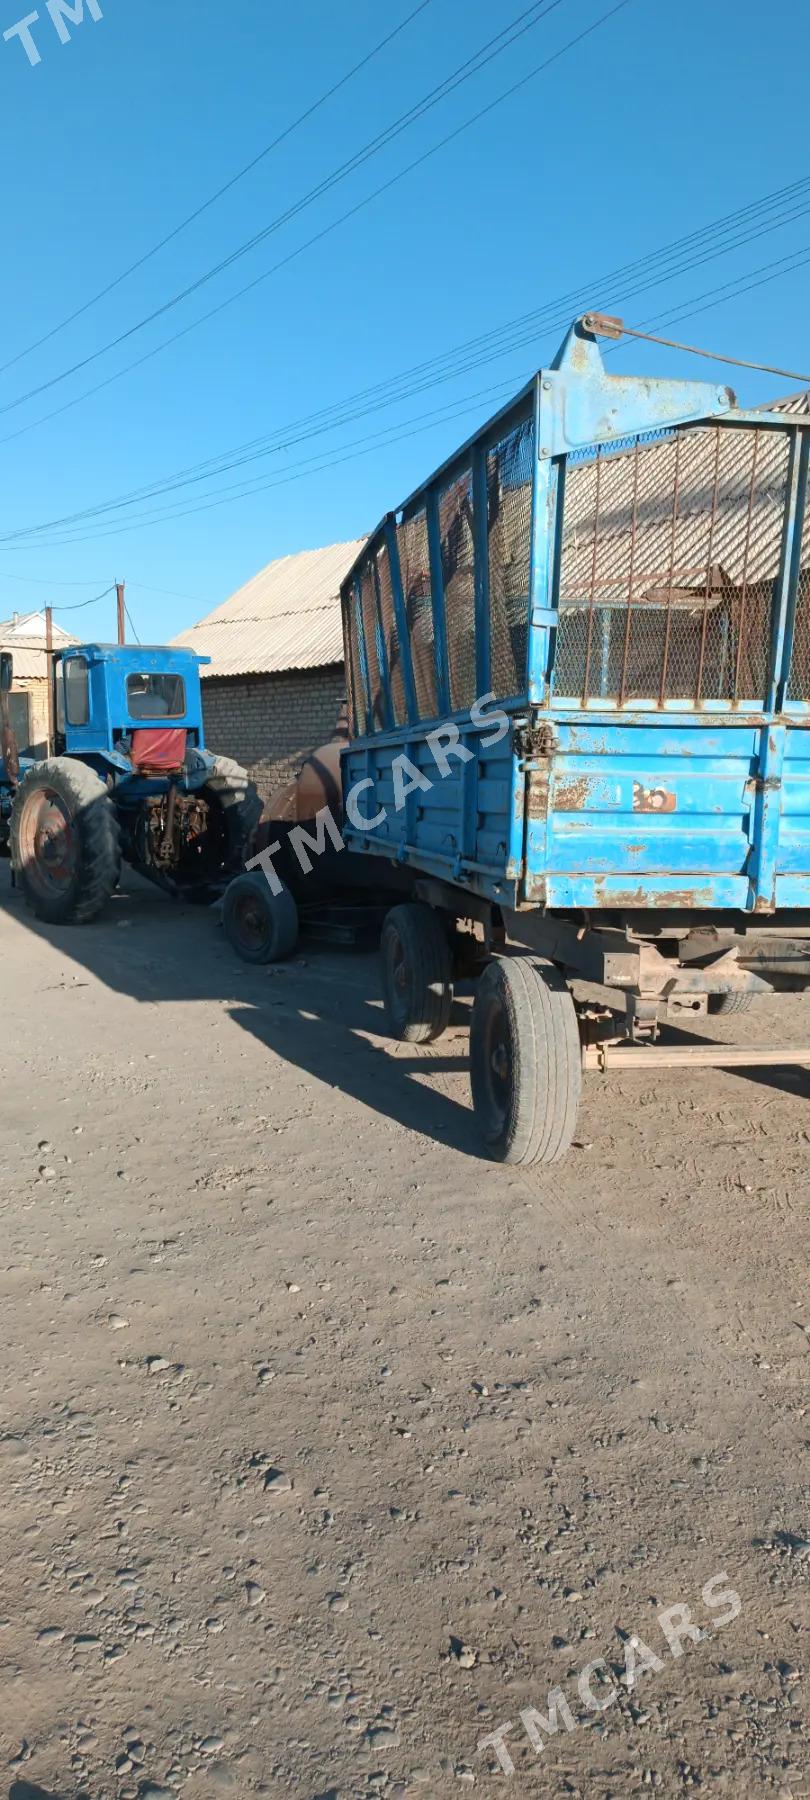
xmin=592 ymin=876 xmax=715 ymax=908
xmin=633 ymin=781 xmax=676 ymax=814
xmin=553 ymin=776 xmax=592 ymax=811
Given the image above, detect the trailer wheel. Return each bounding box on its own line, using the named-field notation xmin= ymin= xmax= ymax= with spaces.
xmin=222 ymin=872 xmax=299 ymax=963
xmin=470 ymin=956 xmax=582 ymax=1165
xmin=10 ymin=756 xmax=120 ymax=925
xmin=708 ymin=992 xmax=755 ymax=1016
xmin=381 ymin=902 xmax=454 ymax=1044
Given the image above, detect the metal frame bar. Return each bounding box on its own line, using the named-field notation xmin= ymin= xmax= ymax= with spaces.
xmin=472 ymin=442 xmax=491 ymax=699
xmin=371 ymin=552 xmax=395 ymax=733
xmin=774 ymin=429 xmax=810 ymax=712
xmin=426 ymin=485 xmax=450 ymax=716
xmin=383 ymin=514 xmax=418 ymax=726
xmin=352 ymin=574 xmax=373 ymax=738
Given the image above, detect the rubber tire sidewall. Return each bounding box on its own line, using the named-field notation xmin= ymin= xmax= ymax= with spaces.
xmin=222 ymin=873 xmax=299 ymax=964
xmin=381 ymin=902 xmax=454 ymax=1045
xmin=470 ymin=956 xmax=582 ymax=1166
xmin=707 ymin=992 xmax=755 ymax=1016
xmin=10 ymin=757 xmax=121 ymax=925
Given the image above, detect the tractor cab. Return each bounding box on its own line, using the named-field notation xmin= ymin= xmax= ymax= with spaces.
xmin=53 ymin=643 xmax=210 ymax=777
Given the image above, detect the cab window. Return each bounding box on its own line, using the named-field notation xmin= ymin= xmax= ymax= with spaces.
xmin=64 ymin=656 xmax=90 ymax=727
xmin=127 ymin=673 xmax=186 ymax=719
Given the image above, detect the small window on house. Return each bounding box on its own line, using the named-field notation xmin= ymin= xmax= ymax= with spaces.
xmin=126 ymin=673 xmax=186 ymax=719
xmin=64 ymin=656 xmax=90 ymax=726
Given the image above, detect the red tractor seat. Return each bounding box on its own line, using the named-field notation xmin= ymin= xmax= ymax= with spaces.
xmin=129 ymin=727 xmax=188 ymax=773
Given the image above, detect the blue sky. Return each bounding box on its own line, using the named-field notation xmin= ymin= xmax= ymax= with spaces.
xmin=0 ymin=0 xmax=808 ymax=645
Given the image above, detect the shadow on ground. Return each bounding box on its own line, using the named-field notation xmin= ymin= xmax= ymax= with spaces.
xmin=0 ymin=867 xmax=483 ymax=1158
xmin=2 ymin=866 xmax=806 ymax=1165
xmin=10 ymin=1782 xmax=65 ymax=1800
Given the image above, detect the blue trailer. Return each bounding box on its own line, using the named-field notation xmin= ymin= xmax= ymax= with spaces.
xmin=334 ymin=312 xmax=810 ymax=1163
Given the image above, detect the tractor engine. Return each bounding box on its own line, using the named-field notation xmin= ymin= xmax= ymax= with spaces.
xmin=139 ymin=788 xmax=212 ymax=875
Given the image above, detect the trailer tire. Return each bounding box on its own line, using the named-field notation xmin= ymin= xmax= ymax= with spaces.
xmin=222 ymin=872 xmax=299 ymax=963
xmin=381 ymin=902 xmax=454 ymax=1044
xmin=708 ymin=992 xmax=755 ymax=1016
xmin=470 ymin=956 xmax=581 ymax=1165
xmin=10 ymin=756 xmax=120 ymax=925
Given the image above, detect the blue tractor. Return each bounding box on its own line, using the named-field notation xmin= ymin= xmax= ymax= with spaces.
xmin=0 ymin=641 xmax=259 ymax=924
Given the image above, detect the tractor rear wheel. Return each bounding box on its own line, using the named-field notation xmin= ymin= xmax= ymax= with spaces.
xmin=11 ymin=757 xmax=120 ymax=925
xmin=202 ymin=755 xmax=262 ymax=872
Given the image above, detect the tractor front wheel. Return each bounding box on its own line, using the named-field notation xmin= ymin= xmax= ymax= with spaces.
xmin=11 ymin=757 xmax=121 ymax=925
xmin=222 ymin=872 xmax=299 ymax=963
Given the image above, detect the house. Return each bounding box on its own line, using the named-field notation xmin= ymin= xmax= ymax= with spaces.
xmin=0 ymin=610 xmax=78 ymax=755
xmin=172 ymin=540 xmax=365 ymax=802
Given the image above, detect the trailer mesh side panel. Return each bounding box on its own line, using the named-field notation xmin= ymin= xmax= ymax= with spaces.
xmin=555 ymin=424 xmax=791 ymax=704
xmin=359 ymin=562 xmax=386 ymax=730
xmin=439 ymin=468 xmax=477 ymax=711
xmin=375 ymin=541 xmax=407 ymax=726
xmin=487 ymin=417 xmax=534 ymax=700
xmin=790 ymin=566 xmax=810 ymax=700
xmin=343 ymin=596 xmax=361 ymax=736
xmin=398 ymin=509 xmax=437 ymax=720
xmin=786 ymin=480 xmax=810 ymax=702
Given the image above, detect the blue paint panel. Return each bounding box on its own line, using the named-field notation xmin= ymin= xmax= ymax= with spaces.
xmin=61 ymin=643 xmax=208 ymax=757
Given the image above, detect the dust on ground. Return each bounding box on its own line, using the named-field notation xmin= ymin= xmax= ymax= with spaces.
xmin=0 ymin=867 xmax=807 ymax=1800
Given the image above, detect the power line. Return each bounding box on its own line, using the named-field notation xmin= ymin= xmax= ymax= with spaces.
xmin=5 ymin=175 xmax=809 ymax=544
xmin=49 ymin=585 xmax=116 ymax=611
xmin=20 ymin=239 xmax=810 ymax=552
xmin=0 ymin=0 xmax=568 ymax=419
xmin=123 ymin=602 xmax=141 ymax=645
xmin=0 ymin=1 xmax=434 ymax=380
xmin=0 ymin=568 xmax=111 ymax=585
xmin=0 ymin=0 xmax=634 ymax=449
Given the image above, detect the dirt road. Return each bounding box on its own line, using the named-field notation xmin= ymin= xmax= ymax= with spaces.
xmin=0 ymin=867 xmax=807 ymax=1800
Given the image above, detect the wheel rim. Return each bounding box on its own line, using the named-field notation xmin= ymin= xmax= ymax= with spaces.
xmin=233 ymin=891 xmax=270 ymax=954
xmin=19 ymin=787 xmax=78 ymax=900
xmin=480 ymin=987 xmax=512 ymax=1131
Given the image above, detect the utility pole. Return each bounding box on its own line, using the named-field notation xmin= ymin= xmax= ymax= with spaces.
xmin=116 ymin=580 xmax=126 ymax=646
xmin=45 ymin=603 xmax=55 ymax=755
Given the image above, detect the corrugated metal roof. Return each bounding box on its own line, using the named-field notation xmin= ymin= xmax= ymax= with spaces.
xmin=172 ymin=539 xmax=365 ymax=678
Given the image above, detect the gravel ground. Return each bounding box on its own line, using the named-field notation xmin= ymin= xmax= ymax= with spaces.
xmin=0 ymin=866 xmax=808 ymax=1800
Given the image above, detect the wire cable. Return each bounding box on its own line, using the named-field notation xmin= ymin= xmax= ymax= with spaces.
xmin=0 ymin=1 xmax=434 ymax=379
xmin=611 ymin=322 xmax=810 ymax=383
xmin=5 ymin=179 xmax=809 ymax=543
xmin=21 ymin=238 xmax=810 ymax=551
xmin=123 ymin=603 xmax=141 ymax=645
xmin=0 ymin=0 xmax=568 ymax=418
xmin=49 ymin=585 xmax=116 ymax=611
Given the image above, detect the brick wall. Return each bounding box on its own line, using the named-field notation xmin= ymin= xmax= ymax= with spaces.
xmin=201 ymin=665 xmax=346 ymax=802
xmin=12 ymin=677 xmax=50 ymax=757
